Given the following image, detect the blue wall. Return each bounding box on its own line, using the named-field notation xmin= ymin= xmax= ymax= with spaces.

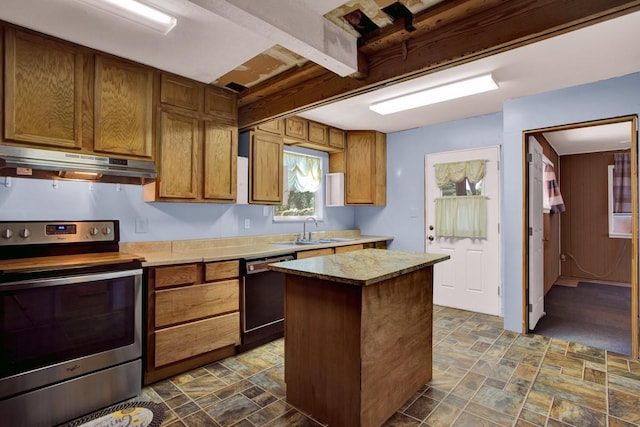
xmin=0 ymin=146 xmax=356 ymax=242
xmin=355 ymin=112 xmax=504 ymax=253
xmin=358 ymin=71 xmax=640 ymax=332
xmin=501 ymin=72 xmax=640 ymax=331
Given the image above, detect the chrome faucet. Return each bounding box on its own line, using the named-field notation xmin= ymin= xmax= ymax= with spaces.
xmin=303 ymin=217 xmax=318 ymax=240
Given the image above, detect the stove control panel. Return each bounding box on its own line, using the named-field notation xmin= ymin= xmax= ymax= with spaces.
xmin=0 ymin=220 xmax=117 ymax=246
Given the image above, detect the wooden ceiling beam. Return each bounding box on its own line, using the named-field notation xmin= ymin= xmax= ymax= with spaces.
xmin=238 ymin=0 xmax=640 ymax=130
xmin=357 ymin=0 xmax=506 ymax=56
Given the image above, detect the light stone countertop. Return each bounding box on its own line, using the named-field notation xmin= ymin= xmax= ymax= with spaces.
xmin=268 ymin=249 xmax=449 ymax=286
xmin=120 ymin=231 xmax=393 ymax=266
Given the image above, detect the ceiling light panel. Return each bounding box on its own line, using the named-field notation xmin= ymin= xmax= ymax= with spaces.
xmin=370 ymin=74 xmax=499 ymax=115
xmin=77 ymin=0 xmax=177 ymax=34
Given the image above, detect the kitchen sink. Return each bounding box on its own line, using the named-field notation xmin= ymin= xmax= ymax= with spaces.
xmin=271 ymin=237 xmax=356 ymax=246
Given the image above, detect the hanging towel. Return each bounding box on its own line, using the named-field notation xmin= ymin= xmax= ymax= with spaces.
xmin=544 ymin=164 xmax=565 ymax=213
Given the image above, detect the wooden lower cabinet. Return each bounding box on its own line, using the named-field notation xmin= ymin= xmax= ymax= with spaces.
xmin=155 ymin=313 xmax=240 ymax=367
xmin=145 ymin=260 xmax=241 ymax=385
xmin=334 ymin=243 xmax=364 ymax=253
xmin=296 ymin=248 xmax=334 ymax=259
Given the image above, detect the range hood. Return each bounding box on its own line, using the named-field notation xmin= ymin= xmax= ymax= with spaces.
xmin=0 ymin=145 xmax=156 ymax=183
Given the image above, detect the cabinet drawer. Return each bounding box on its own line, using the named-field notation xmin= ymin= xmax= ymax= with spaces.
xmin=296 ymin=248 xmax=334 ymax=259
xmin=155 ymin=312 xmax=240 ymax=367
xmin=334 ymin=244 xmax=364 ymax=254
xmin=155 ymin=279 xmax=239 ymax=327
xmin=154 ymin=264 xmax=198 ymax=288
xmin=205 ymin=260 xmax=239 ymax=281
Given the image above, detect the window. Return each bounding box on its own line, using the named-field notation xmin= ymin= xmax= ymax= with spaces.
xmin=440 ymin=178 xmax=483 ymax=197
xmin=274 ymin=151 xmax=323 ymax=221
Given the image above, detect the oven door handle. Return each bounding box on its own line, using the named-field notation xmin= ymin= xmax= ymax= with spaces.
xmin=0 ymin=268 xmax=143 ymax=291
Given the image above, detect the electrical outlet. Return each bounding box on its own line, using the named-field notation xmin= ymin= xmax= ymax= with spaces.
xmin=244 ymin=218 xmax=251 ymax=229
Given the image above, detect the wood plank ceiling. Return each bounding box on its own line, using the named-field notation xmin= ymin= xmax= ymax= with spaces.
xmin=217 ymin=0 xmax=640 ymax=131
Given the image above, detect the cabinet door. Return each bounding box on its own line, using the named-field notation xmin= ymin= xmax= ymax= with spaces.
xmin=4 ymin=29 xmax=82 ymax=148
xmin=160 ymin=73 xmax=203 ymax=111
xmin=94 ymin=56 xmax=153 ymax=158
xmin=203 ymin=121 xmax=237 ymax=202
xmin=204 ymin=86 xmax=237 ymax=124
xmin=345 ymin=131 xmax=386 ymax=205
xmin=249 ymin=132 xmax=283 ymax=204
xmin=308 ymin=121 xmax=328 ymax=146
xmin=284 ymin=117 xmax=307 ymax=140
xmin=329 ymin=127 xmax=345 ymax=149
xmin=158 ymin=111 xmax=200 ymax=199
xmin=257 ymin=120 xmax=283 ymax=135
xmin=296 ymin=248 xmax=334 ymax=259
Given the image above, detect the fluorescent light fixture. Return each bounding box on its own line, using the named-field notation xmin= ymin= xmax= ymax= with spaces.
xmin=77 ymin=0 xmax=177 ymax=34
xmin=369 ymin=74 xmax=498 ymax=115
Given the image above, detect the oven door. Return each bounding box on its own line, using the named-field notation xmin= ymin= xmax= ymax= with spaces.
xmin=0 ymin=267 xmax=142 ymax=399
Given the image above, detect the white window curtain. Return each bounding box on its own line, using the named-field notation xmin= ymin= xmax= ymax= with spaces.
xmin=284 ymin=152 xmax=321 ymax=193
xmin=435 ymin=159 xmax=486 ymax=187
xmin=435 ymin=195 xmax=487 ymax=238
xmin=434 ymin=159 xmax=487 ymax=238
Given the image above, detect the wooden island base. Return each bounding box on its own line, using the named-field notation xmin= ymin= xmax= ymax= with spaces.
xmin=282 ymin=259 xmax=435 ymax=427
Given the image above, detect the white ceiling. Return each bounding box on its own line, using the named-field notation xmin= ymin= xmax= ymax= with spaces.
xmin=543 ymin=122 xmax=633 ymax=156
xmin=0 ymin=1 xmax=638 ymax=147
xmin=299 ymin=10 xmax=640 ymax=134
xmin=0 ymin=0 xmax=351 ymax=83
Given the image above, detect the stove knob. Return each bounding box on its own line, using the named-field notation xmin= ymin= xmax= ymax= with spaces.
xmin=89 ymin=227 xmax=99 ymax=236
xmin=19 ymin=228 xmax=31 ymax=238
xmin=102 ymin=226 xmax=112 ymax=235
xmin=1 ymin=228 xmax=13 ymax=239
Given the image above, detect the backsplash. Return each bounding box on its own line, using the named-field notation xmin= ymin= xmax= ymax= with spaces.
xmin=0 ymin=177 xmax=356 ymax=242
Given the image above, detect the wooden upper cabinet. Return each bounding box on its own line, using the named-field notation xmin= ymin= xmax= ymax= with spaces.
xmin=204 ymin=86 xmax=237 ymax=124
xmin=284 ymin=116 xmax=307 ymax=140
xmin=329 ymin=127 xmax=345 ymax=150
xmin=308 ymin=121 xmax=328 ymax=146
xmin=94 ymin=55 xmax=153 ymax=158
xmin=345 ymin=130 xmax=386 ymax=206
xmin=257 ymin=120 xmax=283 ymax=136
xmin=203 ymin=121 xmax=237 ymax=202
xmin=4 ymin=28 xmax=82 ymax=149
xmin=157 ymin=111 xmax=200 ymax=199
xmin=160 ymin=73 xmax=203 ymax=111
xmin=249 ymin=131 xmax=283 ymax=204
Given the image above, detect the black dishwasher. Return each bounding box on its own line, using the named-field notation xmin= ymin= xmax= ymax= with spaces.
xmin=239 ymin=253 xmax=294 ymax=351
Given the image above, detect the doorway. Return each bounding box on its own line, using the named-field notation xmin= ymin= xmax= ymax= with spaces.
xmin=523 ymin=115 xmax=638 ymax=357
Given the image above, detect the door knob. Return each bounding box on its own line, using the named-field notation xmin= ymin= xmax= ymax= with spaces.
xmin=428 ymin=235 xmax=434 ymax=241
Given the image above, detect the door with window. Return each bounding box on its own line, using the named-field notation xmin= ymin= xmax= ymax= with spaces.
xmin=425 ymin=146 xmax=501 ymax=315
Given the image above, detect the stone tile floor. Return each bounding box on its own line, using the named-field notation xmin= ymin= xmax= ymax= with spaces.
xmin=137 ymin=305 xmax=640 ymax=426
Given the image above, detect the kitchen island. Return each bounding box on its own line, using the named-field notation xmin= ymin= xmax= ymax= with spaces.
xmin=269 ymin=249 xmax=449 ymax=427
